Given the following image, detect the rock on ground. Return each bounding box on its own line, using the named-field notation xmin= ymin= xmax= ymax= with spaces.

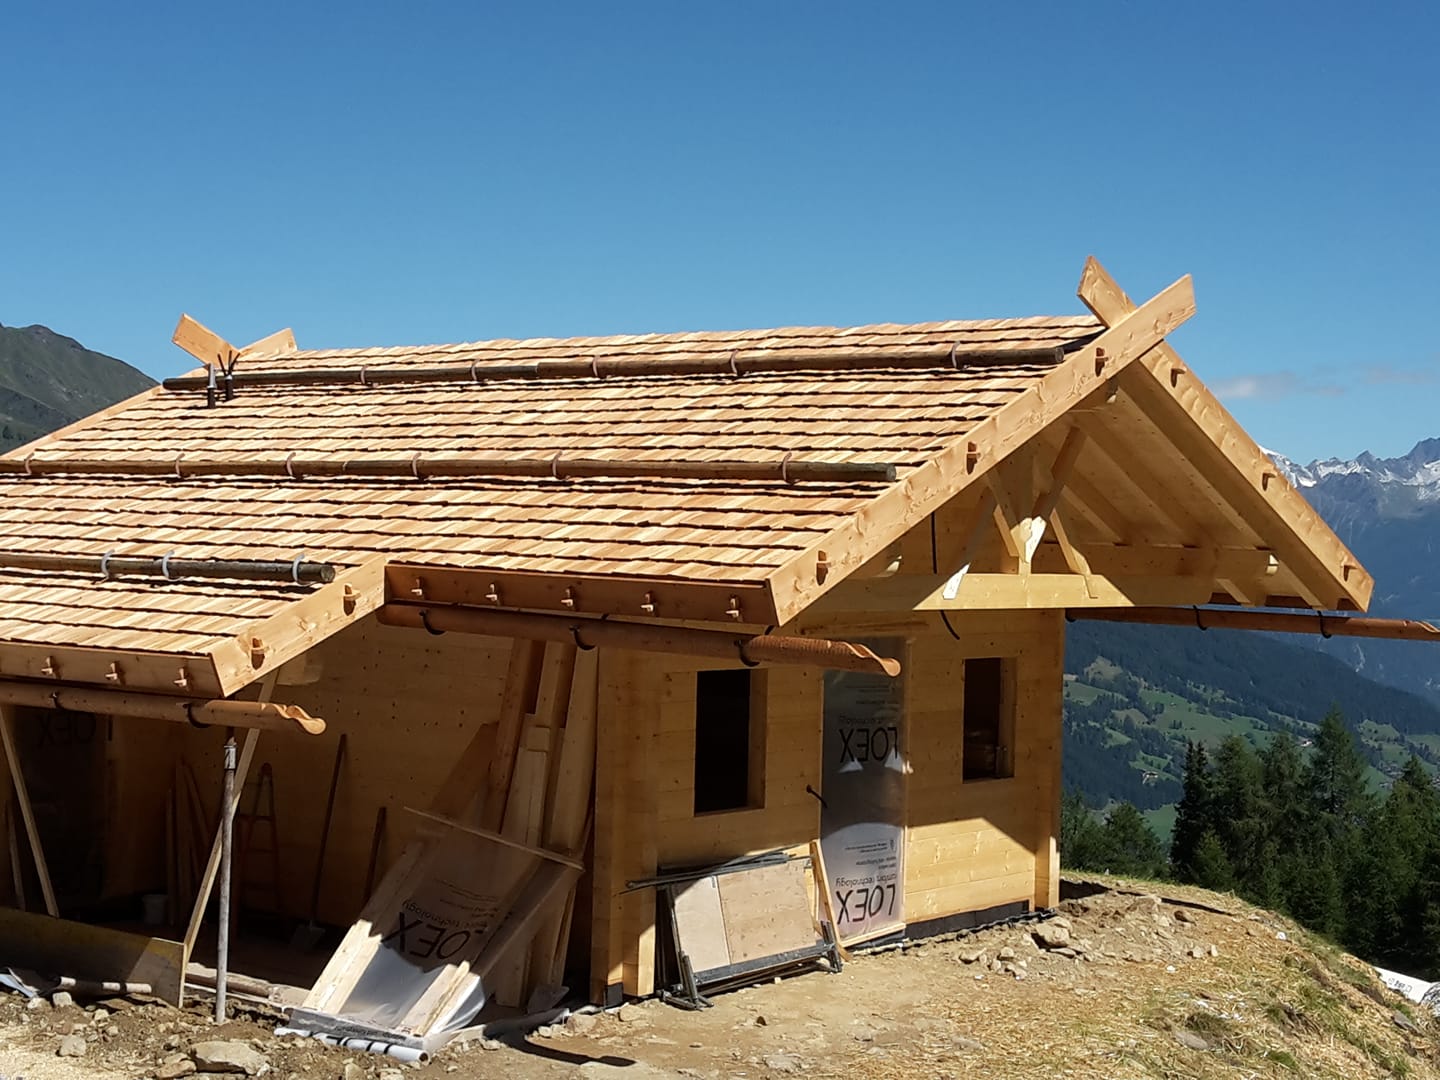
xmin=190 ymin=1039 xmax=268 ymax=1076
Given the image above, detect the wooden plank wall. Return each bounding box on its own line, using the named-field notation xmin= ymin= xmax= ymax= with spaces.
xmin=652 ymin=658 xmax=821 ymax=868
xmin=167 ymin=615 xmax=512 ymax=927
xmin=903 ymin=610 xmax=1065 ymax=919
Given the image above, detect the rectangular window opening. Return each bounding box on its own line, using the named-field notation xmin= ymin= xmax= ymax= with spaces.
xmin=963 ymin=657 xmax=1015 ymax=781
xmin=693 ymin=669 xmax=765 ymax=814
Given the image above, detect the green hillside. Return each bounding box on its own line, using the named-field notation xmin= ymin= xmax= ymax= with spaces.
xmin=1062 ymin=621 xmax=1440 ymax=837
xmin=0 ymin=322 xmax=154 ymax=449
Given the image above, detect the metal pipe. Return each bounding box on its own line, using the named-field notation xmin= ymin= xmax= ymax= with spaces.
xmin=0 ymin=455 xmax=898 ymax=487
xmin=378 ymin=602 xmax=902 ymax=676
xmin=0 ymin=551 xmax=335 ymax=585
xmin=215 ymin=737 xmax=237 ymax=1023
xmin=1068 ymin=606 xmax=1440 ymax=643
xmin=160 ymin=343 xmax=1073 ymax=392
xmin=0 ymin=683 xmax=325 ymax=734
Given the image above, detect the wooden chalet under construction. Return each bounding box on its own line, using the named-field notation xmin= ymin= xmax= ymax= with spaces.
xmin=0 ymin=258 xmax=1389 ymax=1043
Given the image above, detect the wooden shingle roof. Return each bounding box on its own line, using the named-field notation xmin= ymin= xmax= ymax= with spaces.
xmin=0 ymin=260 xmax=1372 ymax=695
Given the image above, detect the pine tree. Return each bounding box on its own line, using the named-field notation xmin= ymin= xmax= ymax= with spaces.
xmin=1170 ymin=741 xmax=1215 ymax=882
xmin=1307 ymin=708 xmax=1371 ymax=831
xmin=1100 ymin=802 xmax=1168 ymax=879
xmin=1189 ymin=829 xmax=1234 ymax=892
xmin=1060 ymin=790 xmax=1109 ymax=871
xmin=1210 ymin=736 xmax=1265 ymax=891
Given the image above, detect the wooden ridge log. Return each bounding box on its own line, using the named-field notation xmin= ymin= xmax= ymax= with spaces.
xmin=159 ymin=344 xmax=1073 ymax=392
xmin=1069 ymin=606 xmax=1440 ymax=643
xmin=379 ymin=603 xmax=902 ymax=676
xmin=0 ymin=683 xmax=324 ymax=734
xmin=0 ymin=455 xmax=897 ymax=486
xmin=0 ymin=551 xmax=335 ymax=585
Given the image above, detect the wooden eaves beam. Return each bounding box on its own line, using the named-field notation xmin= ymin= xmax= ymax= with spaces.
xmin=379 ymin=602 xmax=902 ymax=676
xmin=1076 ymin=258 xmax=1372 ymax=612
xmin=0 ymin=683 xmax=324 ymax=734
xmin=761 ymin=264 xmax=1197 ymax=624
xmin=388 ymin=563 xmax=780 ymax=625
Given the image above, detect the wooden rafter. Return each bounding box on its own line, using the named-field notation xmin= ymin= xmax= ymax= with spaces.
xmin=763 ymin=267 xmax=1196 ymax=624
xmin=209 ymin=557 xmax=386 ymax=696
xmin=172 ymin=315 xmax=297 ymax=368
xmin=1076 ymin=257 xmax=1371 ymax=611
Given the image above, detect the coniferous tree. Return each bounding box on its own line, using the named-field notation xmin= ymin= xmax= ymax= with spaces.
xmin=1060 ymin=790 xmax=1108 ymax=870
xmin=1210 ymin=736 xmax=1266 ymax=891
xmin=1171 ymin=741 xmax=1215 ymax=882
xmin=1189 ymin=829 xmax=1234 ymax=891
xmin=1100 ymin=803 xmax=1168 ymax=879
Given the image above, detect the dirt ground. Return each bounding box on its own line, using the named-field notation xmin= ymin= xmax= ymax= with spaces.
xmin=2 ymin=877 xmax=1437 ymax=1080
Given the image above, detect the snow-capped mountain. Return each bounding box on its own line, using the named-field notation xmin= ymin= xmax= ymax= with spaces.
xmin=1271 ymin=438 xmax=1440 ymax=503
xmin=1266 ymin=438 xmax=1440 ymax=702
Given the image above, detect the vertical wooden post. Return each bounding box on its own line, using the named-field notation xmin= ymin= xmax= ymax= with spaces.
xmin=1031 ymin=614 xmax=1065 ymax=910
xmin=590 ymin=649 xmax=658 ymax=1003
xmin=0 ymin=706 xmax=58 ymax=916
xmin=181 ymin=672 xmax=276 ymax=1003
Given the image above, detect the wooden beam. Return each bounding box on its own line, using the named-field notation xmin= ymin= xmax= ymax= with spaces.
xmin=0 ymin=706 xmax=58 ymax=916
xmin=172 ymin=315 xmax=236 ymax=367
xmin=387 ymin=563 xmax=777 ymax=626
xmin=171 ymin=315 xmax=296 ymax=369
xmin=209 ymin=556 xmax=387 ymax=696
xmin=1074 ymin=544 xmax=1273 ymax=580
xmin=239 ymin=327 xmax=297 ymax=357
xmin=1076 ymin=257 xmax=1371 ymax=611
xmin=0 ymin=641 xmax=222 ymax=697
xmin=380 ymin=603 xmax=903 ymax=676
xmin=763 ymin=270 xmax=1196 ymax=624
xmin=807 ymin=571 xmax=1217 ymax=613
xmin=1025 ymin=426 xmax=1087 ymax=562
xmin=480 ymin=640 xmax=547 ymax=832
xmin=180 ymin=672 xmax=275 ymax=988
xmin=0 ymin=684 xmax=322 ymax=733
xmin=1047 ymin=507 xmax=1099 ymax=599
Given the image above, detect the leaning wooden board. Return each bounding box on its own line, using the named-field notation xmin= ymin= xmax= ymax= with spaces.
xmin=0 ymin=908 xmax=184 ymax=1004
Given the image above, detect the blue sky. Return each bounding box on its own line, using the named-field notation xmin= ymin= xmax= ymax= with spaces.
xmin=2 ymin=1 xmax=1436 ymax=462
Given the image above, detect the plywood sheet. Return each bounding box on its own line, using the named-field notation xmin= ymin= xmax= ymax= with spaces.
xmin=0 ymin=908 xmax=183 ymax=1004
xmin=717 ymin=860 xmax=816 ymax=964
xmin=671 ymin=877 xmax=731 ymax=974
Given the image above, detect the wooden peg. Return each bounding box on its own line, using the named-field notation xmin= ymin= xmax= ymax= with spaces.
xmin=815 ymin=551 xmax=830 ymax=584
xmin=1094 ymin=346 xmax=1108 ymax=377
xmin=249 ymin=637 xmax=267 ymax=667
xmin=342 ymin=583 xmax=357 ymax=614
xmin=966 ymin=443 xmax=981 ymax=474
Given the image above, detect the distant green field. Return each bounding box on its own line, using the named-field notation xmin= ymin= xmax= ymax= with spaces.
xmin=1067 ymin=668 xmax=1437 ymax=843
xmin=1144 ymin=804 xmax=1178 ymax=843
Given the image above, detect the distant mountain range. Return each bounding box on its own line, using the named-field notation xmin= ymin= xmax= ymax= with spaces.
xmin=0 ymin=322 xmax=154 ymax=449
xmin=1066 ymin=438 xmax=1440 ymax=827
xmin=1269 ymin=439 xmax=1440 ymax=703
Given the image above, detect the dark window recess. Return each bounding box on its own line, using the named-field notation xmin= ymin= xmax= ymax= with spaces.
xmin=694 ymin=669 xmax=755 ymax=814
xmin=963 ymin=657 xmax=1012 ymax=780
